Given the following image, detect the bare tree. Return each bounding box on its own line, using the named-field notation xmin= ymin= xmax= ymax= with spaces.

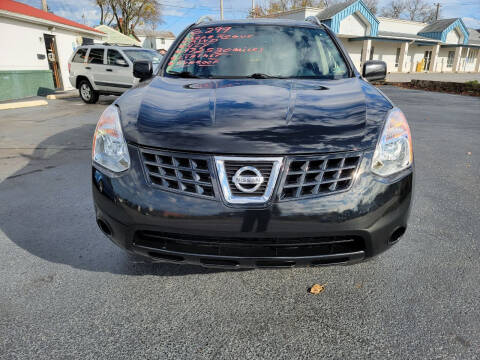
xmin=95 ymin=0 xmax=114 ymax=25
xmin=249 ymin=0 xmax=326 ymax=17
xmin=250 ymin=0 xmax=379 ymax=17
xmin=95 ymin=0 xmax=162 ymax=34
xmin=405 ymin=0 xmax=437 ymax=22
xmin=363 ymin=0 xmax=379 ymax=14
xmin=380 ymin=0 xmax=406 ymax=18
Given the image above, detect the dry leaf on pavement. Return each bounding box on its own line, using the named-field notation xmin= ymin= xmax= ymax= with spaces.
xmin=309 ymin=283 xmax=326 ymax=294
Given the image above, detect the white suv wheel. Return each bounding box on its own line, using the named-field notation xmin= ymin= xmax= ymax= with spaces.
xmin=80 ymin=83 xmax=91 ymax=100
xmin=78 ymin=80 xmax=99 ymax=104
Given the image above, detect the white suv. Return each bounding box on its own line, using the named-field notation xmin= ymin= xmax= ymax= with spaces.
xmin=68 ymin=45 xmax=162 ymax=103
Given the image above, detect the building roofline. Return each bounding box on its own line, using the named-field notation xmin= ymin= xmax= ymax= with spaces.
xmin=0 ymin=9 xmax=104 ymax=38
xmin=376 ymin=16 xmax=427 ymax=26
xmin=259 ymin=6 xmax=323 ymax=18
xmin=94 ymin=25 xmax=141 ymax=45
xmin=0 ymin=0 xmax=103 ymax=35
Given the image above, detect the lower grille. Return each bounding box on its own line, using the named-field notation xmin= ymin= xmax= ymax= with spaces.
xmin=133 ymin=231 xmax=364 ymax=259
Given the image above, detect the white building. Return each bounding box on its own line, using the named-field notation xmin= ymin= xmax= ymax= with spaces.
xmin=94 ymin=25 xmax=141 ymax=46
xmin=134 ymin=29 xmax=176 ymax=51
xmin=0 ymin=0 xmax=104 ymax=101
xmin=263 ymin=1 xmax=480 ymax=75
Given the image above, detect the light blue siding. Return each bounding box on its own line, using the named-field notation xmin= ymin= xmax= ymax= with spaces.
xmin=418 ymin=19 xmax=469 ymax=44
xmin=325 ymin=0 xmax=379 ymax=36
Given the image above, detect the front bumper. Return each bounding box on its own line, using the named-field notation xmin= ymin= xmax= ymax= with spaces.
xmin=92 ymin=146 xmax=413 ymax=268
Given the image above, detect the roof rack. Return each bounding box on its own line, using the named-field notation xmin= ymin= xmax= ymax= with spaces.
xmin=305 ymin=16 xmax=322 ymax=26
xmin=101 ymin=42 xmax=141 ymax=47
xmin=196 ymin=15 xmax=215 ymax=24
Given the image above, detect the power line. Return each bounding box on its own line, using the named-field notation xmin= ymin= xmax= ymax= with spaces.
xmin=158 ymin=1 xmax=252 ymax=11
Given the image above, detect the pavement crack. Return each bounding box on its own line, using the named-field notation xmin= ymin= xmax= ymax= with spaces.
xmin=6 ymin=165 xmax=56 ymax=179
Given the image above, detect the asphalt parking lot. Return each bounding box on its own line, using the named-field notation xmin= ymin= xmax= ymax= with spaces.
xmin=0 ymin=87 xmax=479 ymax=359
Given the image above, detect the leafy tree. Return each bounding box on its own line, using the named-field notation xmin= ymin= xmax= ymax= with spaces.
xmin=94 ymin=0 xmax=162 ymax=34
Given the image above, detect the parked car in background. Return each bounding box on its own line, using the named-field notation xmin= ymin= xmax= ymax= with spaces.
xmin=68 ymin=45 xmax=162 ymax=103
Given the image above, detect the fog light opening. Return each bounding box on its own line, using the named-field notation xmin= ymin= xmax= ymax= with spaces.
xmin=97 ymin=218 xmax=112 ymax=237
xmin=390 ymin=226 xmax=406 ymax=243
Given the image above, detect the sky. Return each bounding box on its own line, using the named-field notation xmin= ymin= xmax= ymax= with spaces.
xmin=15 ymin=0 xmax=480 ymax=35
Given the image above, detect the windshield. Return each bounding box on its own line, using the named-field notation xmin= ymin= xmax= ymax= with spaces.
xmin=123 ymin=49 xmax=162 ymax=64
xmin=165 ymin=24 xmax=349 ymax=79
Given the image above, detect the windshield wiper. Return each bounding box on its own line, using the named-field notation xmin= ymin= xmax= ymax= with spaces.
xmin=245 ymin=73 xmax=286 ymax=79
xmin=167 ymin=71 xmax=200 ymax=78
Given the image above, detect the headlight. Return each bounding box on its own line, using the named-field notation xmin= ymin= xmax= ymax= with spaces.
xmin=92 ymin=105 xmax=130 ymax=173
xmin=371 ymin=108 xmax=413 ymax=177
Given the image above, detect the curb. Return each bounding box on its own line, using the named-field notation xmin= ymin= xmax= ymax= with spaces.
xmin=0 ymin=100 xmax=48 ymax=111
xmin=46 ymin=92 xmax=78 ymax=100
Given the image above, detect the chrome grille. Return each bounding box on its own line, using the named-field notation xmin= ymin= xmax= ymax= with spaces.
xmin=279 ymin=154 xmax=361 ymax=200
xmin=224 ymin=161 xmax=274 ymax=197
xmin=140 ymin=149 xmax=215 ymax=198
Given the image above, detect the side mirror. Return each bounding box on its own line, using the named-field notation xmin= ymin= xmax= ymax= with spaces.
xmin=133 ymin=60 xmax=153 ymax=81
xmin=362 ymin=60 xmax=387 ymax=81
xmin=115 ymin=58 xmax=128 ymax=67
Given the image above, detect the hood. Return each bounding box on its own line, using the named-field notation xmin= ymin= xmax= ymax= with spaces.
xmin=118 ymin=76 xmax=392 ymax=155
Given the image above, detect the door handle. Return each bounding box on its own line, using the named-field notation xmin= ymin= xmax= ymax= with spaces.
xmin=85 ymin=66 xmax=91 ymax=70
xmin=106 ymin=69 xmax=113 ymax=72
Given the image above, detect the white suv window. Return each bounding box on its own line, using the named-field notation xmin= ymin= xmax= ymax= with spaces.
xmin=107 ymin=49 xmax=128 ymax=66
xmin=87 ymin=48 xmax=105 ymax=65
xmin=72 ymin=48 xmax=87 ymax=63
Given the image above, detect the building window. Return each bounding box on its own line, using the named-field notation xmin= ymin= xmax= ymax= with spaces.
xmin=369 ymin=46 xmax=374 ymax=61
xmin=466 ymin=49 xmax=477 ymax=64
xmin=161 ymin=38 xmax=165 ymax=45
xmin=447 ymin=51 xmax=455 ymax=68
xmin=395 ymin=48 xmax=400 ymax=67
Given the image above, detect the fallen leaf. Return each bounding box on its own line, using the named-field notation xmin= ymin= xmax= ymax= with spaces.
xmin=355 ymin=283 xmax=363 ymax=289
xmin=309 ymin=283 xmax=326 ymax=294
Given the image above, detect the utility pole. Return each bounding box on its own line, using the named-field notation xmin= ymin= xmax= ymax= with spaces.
xmin=434 ymin=3 xmax=441 ymax=21
xmin=41 ymin=0 xmax=47 ymax=12
xmin=220 ymin=0 xmax=224 ymax=20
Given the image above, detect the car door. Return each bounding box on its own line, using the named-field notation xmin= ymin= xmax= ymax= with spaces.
xmin=85 ymin=48 xmax=108 ymax=91
xmin=95 ymin=49 xmax=135 ymax=93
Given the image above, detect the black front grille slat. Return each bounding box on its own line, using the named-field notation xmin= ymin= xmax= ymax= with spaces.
xmin=140 ymin=148 xmax=361 ymax=201
xmin=134 ymin=231 xmax=364 ymax=259
xmin=280 ymin=154 xmax=361 ymax=200
xmin=140 ymin=149 xmax=215 ymax=199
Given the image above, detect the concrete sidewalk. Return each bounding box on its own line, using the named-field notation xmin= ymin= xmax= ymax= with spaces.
xmin=386 ymin=72 xmax=480 ymax=83
xmin=0 ymin=96 xmax=48 ymax=110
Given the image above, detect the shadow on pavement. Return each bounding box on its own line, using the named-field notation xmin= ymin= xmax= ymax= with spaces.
xmin=0 ymin=123 xmax=233 ymax=277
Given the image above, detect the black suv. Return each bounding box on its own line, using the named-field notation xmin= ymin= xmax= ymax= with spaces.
xmin=92 ymin=18 xmax=413 ymax=268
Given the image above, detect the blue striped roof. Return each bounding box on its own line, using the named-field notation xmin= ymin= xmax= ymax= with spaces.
xmin=317 ymin=0 xmax=378 ymax=37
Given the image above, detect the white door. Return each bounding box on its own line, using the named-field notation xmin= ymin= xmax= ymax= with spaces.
xmin=95 ymin=49 xmax=135 ymax=93
xmin=85 ymin=48 xmax=108 ymax=91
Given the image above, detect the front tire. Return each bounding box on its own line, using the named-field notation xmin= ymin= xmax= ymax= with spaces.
xmin=79 ymin=80 xmax=99 ymax=104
